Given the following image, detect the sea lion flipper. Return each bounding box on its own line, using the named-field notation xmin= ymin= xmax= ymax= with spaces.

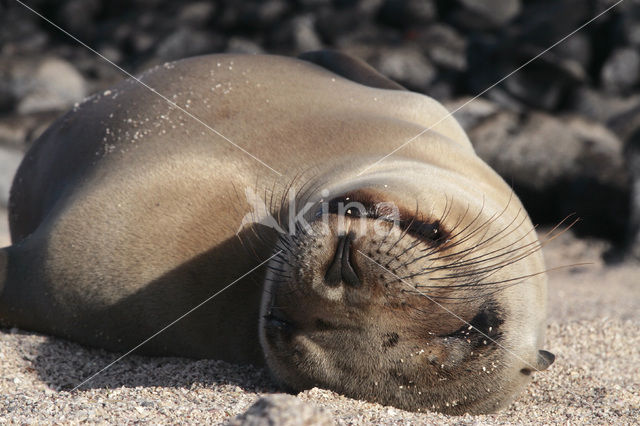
xmin=536 ymin=349 xmax=556 ymax=370
xmin=298 ymin=50 xmax=407 ymax=91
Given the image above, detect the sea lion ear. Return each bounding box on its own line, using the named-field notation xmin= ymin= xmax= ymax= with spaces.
xmin=298 ymin=50 xmax=408 ymax=91
xmin=520 ymin=350 xmax=555 ymax=375
xmin=536 ymin=350 xmax=556 ymax=371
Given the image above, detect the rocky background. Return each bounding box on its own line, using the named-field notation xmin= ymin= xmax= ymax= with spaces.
xmin=2 ymin=0 xmax=640 ymax=257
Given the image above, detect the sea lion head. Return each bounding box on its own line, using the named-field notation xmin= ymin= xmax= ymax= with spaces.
xmin=258 ymin=157 xmax=555 ymax=415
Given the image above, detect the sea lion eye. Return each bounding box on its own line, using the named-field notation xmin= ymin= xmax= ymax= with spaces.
xmin=326 ymin=196 xmax=371 ymax=218
xmin=404 ymin=220 xmax=444 ymax=244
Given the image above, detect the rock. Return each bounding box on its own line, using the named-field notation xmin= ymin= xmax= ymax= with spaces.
xmin=291 ymin=15 xmax=323 ymax=52
xmin=452 ymin=0 xmax=521 ymax=30
xmin=57 ymin=0 xmax=102 ymax=40
xmin=616 ymin=0 xmax=640 ymax=47
xmin=0 ymin=146 xmax=23 ymax=208
xmin=228 ymin=394 xmax=334 ymax=426
xmin=376 ymin=0 xmax=437 ymax=28
xmin=601 ymin=47 xmax=640 ymax=94
xmin=569 ymin=87 xmax=640 ymax=123
xmin=609 ymin=103 xmax=640 ymax=143
xmin=316 ymin=9 xmax=363 ymax=44
xmin=375 ymin=47 xmax=436 ymax=91
xmin=444 ymin=97 xmax=499 ymax=131
xmin=227 ymin=0 xmax=290 ymax=31
xmin=226 ymin=38 xmax=264 ymax=55
xmin=417 ymin=24 xmax=467 ymax=72
xmin=16 ymin=58 xmax=87 ymax=115
xmin=0 ymin=112 xmax=59 ymax=149
xmin=627 ymin=145 xmax=640 ymax=259
xmin=155 ymin=28 xmax=224 ymax=62
xmin=178 ymin=2 xmax=216 ymax=27
xmin=469 ymin=111 xmax=629 ymax=241
xmin=607 ymin=103 xmax=640 ymax=257
xmin=467 ymin=36 xmax=584 ymax=111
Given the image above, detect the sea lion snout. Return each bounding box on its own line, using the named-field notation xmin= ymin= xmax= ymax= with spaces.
xmin=324 ymin=232 xmax=361 ymax=288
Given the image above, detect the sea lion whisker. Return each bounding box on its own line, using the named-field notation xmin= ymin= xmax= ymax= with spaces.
xmin=421 ymin=196 xmax=488 ymax=252
xmin=433 ymin=194 xmax=516 ymax=255
xmin=425 ymin=219 xmax=538 ymax=271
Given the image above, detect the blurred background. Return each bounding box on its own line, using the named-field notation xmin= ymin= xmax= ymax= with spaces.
xmin=0 ymin=0 xmax=639 ymax=260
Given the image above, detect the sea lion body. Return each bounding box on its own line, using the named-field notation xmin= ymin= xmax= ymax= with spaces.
xmin=0 ymin=53 xmax=553 ymax=414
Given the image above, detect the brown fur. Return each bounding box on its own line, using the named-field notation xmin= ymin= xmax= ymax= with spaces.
xmin=0 ymin=53 xmax=552 ymax=414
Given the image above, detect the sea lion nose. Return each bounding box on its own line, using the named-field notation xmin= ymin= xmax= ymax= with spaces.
xmin=324 ymin=232 xmax=361 ymax=287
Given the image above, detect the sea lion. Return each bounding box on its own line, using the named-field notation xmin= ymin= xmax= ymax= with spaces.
xmin=0 ymin=51 xmax=554 ymax=414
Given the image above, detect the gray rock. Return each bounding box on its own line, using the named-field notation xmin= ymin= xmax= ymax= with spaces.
xmin=292 ymin=15 xmax=323 ymax=53
xmin=418 ymin=24 xmax=467 ymax=72
xmin=469 ymin=110 xmax=630 ymax=240
xmin=601 ymin=48 xmax=640 ymax=94
xmin=226 ymin=38 xmax=265 ymax=55
xmin=0 ymin=147 xmax=23 ymax=208
xmin=15 ymin=58 xmax=87 ymax=115
xmin=453 ymin=0 xmax=521 ymax=30
xmin=228 ymin=394 xmax=334 ymax=426
xmin=375 ymin=47 xmax=436 ymax=91
xmin=471 ymin=111 xmax=626 ymax=190
xmin=444 ymin=97 xmax=499 ymax=132
xmin=178 ymin=2 xmax=216 ymax=27
xmin=569 ymin=87 xmax=640 ymax=123
xmin=0 ymin=112 xmax=59 ymax=149
xmin=155 ymin=28 xmax=224 ymax=62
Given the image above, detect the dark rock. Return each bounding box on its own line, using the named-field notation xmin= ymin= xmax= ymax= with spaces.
xmin=377 ymin=0 xmax=437 ymax=28
xmin=228 ymin=394 xmax=334 ymax=426
xmin=0 ymin=9 xmax=49 ymax=56
xmin=417 ymin=24 xmax=467 ymax=72
xmin=608 ymin=103 xmax=640 ymax=143
xmin=316 ymin=9 xmax=364 ymax=44
xmin=0 ymin=146 xmax=23 ymax=208
xmin=616 ymin=0 xmax=640 ymax=47
xmin=297 ymin=0 xmax=332 ymax=7
xmin=467 ymin=36 xmax=584 ymax=111
xmin=57 ymin=0 xmax=102 ymax=40
xmin=607 ymin=102 xmax=640 ymax=256
xmin=627 ymin=145 xmax=640 ymax=259
xmin=375 ymin=46 xmax=436 ymax=91
xmin=155 ymin=28 xmax=225 ymax=62
xmin=219 ymin=0 xmax=289 ymax=31
xmin=601 ymin=47 xmax=640 ymax=94
xmin=451 ymin=0 xmax=521 ymax=30
xmin=552 ymin=32 xmax=592 ymax=74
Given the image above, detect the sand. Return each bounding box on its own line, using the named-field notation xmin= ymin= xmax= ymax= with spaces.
xmin=0 ymin=210 xmax=638 ymax=424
